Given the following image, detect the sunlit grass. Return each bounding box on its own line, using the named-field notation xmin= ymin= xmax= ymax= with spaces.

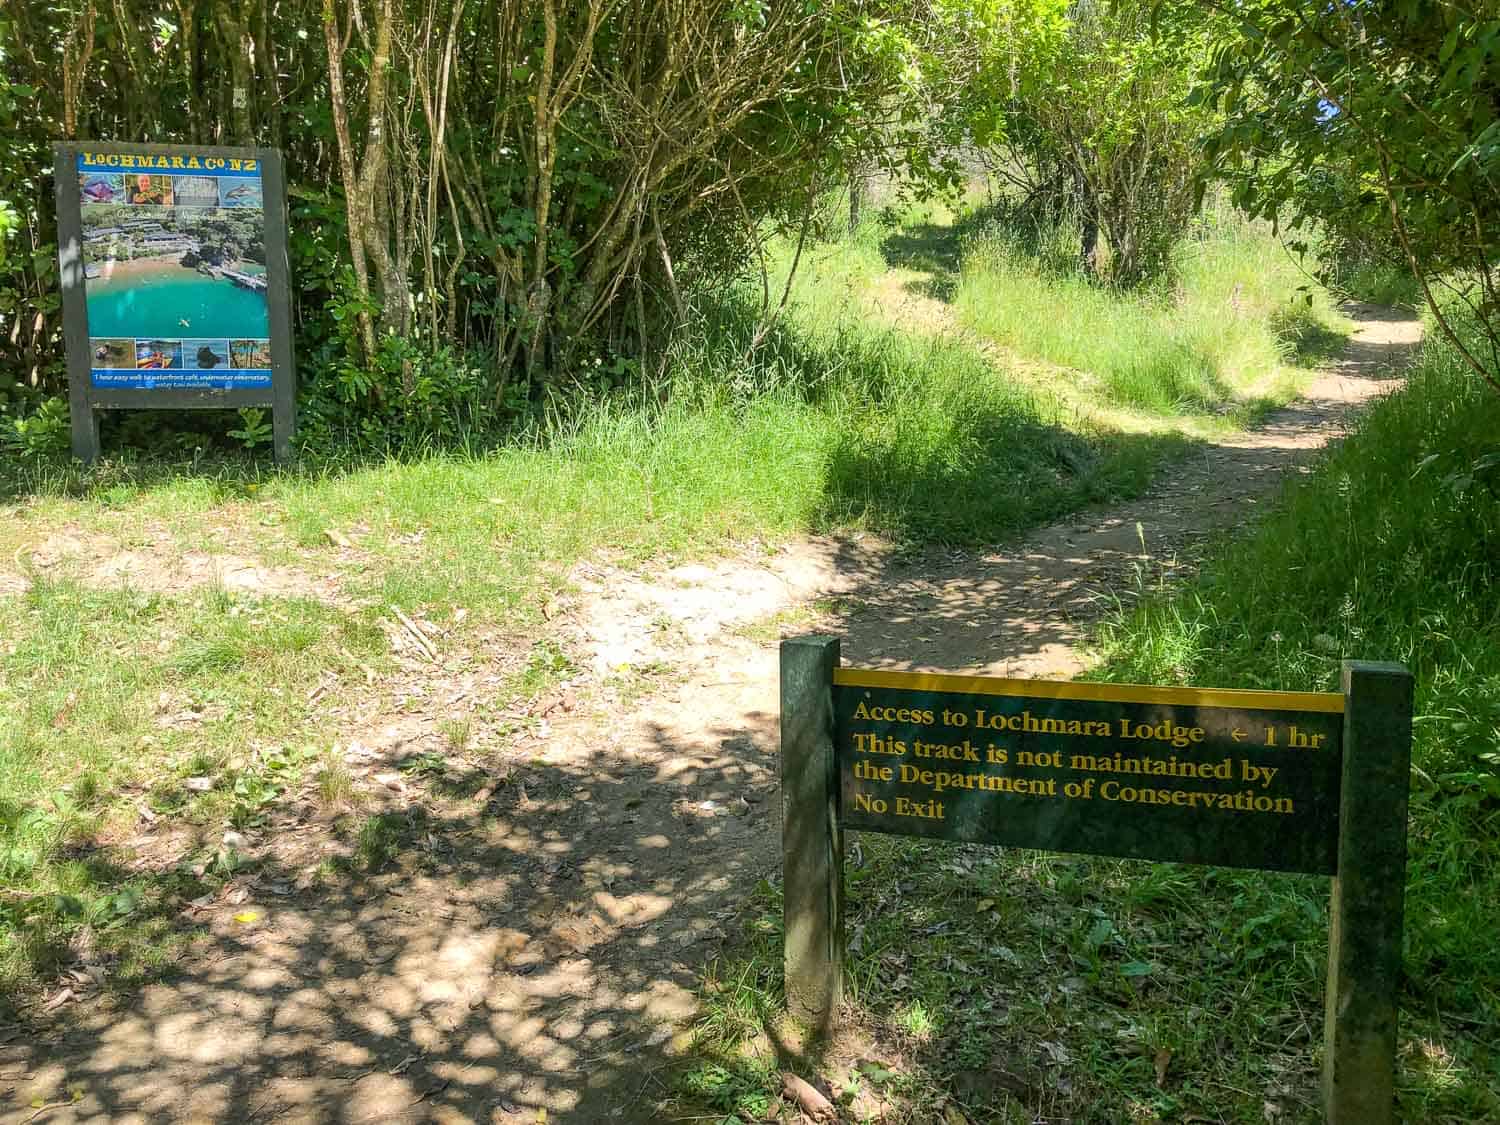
xmin=954 ymin=211 xmax=1349 ymax=418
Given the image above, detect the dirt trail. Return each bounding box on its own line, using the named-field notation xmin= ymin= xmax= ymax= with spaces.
xmin=3 ymin=306 xmax=1420 ymax=1124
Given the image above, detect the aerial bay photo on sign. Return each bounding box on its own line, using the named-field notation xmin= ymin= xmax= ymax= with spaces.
xmin=78 ymin=164 xmax=270 ymax=347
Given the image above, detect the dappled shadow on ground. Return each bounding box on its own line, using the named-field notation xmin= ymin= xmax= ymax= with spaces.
xmin=878 ymin=224 xmax=963 ymax=303
xmin=4 ymin=715 xmax=793 ymax=1123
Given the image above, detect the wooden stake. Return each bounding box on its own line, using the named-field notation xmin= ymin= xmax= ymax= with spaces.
xmin=1324 ymin=660 xmax=1413 ymax=1124
xmin=780 ymin=635 xmax=843 ymax=1028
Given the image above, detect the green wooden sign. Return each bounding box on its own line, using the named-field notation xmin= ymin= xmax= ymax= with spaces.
xmin=779 ymin=637 xmax=1412 ymax=1125
xmin=834 ymin=669 xmax=1343 ymax=874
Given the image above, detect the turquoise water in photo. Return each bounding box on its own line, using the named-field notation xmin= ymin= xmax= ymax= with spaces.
xmin=85 ymin=266 xmax=269 ymax=339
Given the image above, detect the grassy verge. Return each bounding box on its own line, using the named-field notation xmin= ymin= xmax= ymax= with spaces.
xmin=954 ymin=211 xmax=1348 ymax=420
xmin=674 ymin=329 xmax=1499 ymax=1123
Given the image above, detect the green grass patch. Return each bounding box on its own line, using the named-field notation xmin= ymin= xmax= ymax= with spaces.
xmin=953 ymin=211 xmax=1349 ymax=419
xmin=674 ymin=328 xmax=1499 ymax=1123
xmin=1333 ymin=256 xmax=1423 ymax=309
xmin=1083 ymin=320 xmax=1500 ymax=1122
xmin=0 ymin=579 xmax=384 ymax=1013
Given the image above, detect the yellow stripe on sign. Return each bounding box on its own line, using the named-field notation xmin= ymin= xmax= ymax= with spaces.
xmin=832 ymin=667 xmax=1345 ymax=714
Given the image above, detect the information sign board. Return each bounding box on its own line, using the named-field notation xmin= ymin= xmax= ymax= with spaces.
xmin=834 ymin=668 xmax=1343 ymax=874
xmin=53 ymin=142 xmax=295 ymax=460
xmin=778 ymin=638 xmax=1413 ymax=1125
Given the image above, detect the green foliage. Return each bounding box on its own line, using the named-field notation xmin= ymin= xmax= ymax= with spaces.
xmin=299 ymin=336 xmax=498 ymax=454
xmin=1094 ymin=325 xmax=1500 ymax=790
xmin=954 ymin=207 xmax=1345 ymax=416
xmin=2 ymin=397 xmax=70 ymax=459
xmin=226 ymin=408 xmax=273 ymax=451
xmin=1199 ymin=0 xmax=1500 ymax=389
xmin=993 ymin=0 xmax=1220 ymax=287
xmin=3 ymin=0 xmax=1059 ymax=451
xmin=1089 ymin=321 xmax=1500 ymax=1119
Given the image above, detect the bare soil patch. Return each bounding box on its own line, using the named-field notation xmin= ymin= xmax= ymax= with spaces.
xmin=1 ymin=525 xmax=346 ymax=604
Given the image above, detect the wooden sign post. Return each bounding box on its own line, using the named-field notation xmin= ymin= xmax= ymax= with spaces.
xmin=1323 ymin=662 xmax=1413 ymax=1123
xmin=780 ymin=638 xmax=1412 ymax=1123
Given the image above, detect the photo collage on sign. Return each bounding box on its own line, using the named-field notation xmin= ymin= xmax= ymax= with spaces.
xmin=78 ymin=156 xmax=272 ymax=390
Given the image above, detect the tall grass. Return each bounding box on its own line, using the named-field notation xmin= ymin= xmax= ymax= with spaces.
xmin=255 ymin=315 xmax=1179 ymax=621
xmin=1091 ymin=324 xmax=1500 ymax=1120
xmin=954 ymin=210 xmax=1348 ymax=417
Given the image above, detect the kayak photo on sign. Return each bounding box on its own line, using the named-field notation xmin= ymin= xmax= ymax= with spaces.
xmin=135 ymin=338 xmax=182 ymax=370
xmin=90 ymin=338 xmax=134 ymax=368
xmin=231 ymin=339 xmax=272 ymax=368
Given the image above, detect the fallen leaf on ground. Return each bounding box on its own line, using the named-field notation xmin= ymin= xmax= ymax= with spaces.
xmin=51 ymin=691 xmax=78 ymax=728
xmin=1038 ymin=1039 xmax=1071 ymax=1066
xmin=42 ymin=988 xmax=75 ymax=1012
xmin=781 ymin=1073 xmax=836 ymax=1122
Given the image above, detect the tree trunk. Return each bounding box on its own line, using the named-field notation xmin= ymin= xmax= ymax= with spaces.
xmin=322 ymin=0 xmax=377 ymax=360
xmin=1071 ymin=159 xmax=1101 ymax=279
xmin=174 ymin=0 xmax=203 ymax=143
xmin=215 ymin=0 xmax=255 ymax=145
xmin=356 ymin=0 xmax=409 ymax=345
xmin=1079 ymin=195 xmax=1101 ymax=278
xmin=60 ymin=0 xmax=98 ymax=140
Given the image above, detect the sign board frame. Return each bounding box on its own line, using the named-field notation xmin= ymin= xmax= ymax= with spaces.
xmin=780 ymin=637 xmax=1412 ymax=1125
xmin=53 ymin=141 xmax=296 ymax=462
